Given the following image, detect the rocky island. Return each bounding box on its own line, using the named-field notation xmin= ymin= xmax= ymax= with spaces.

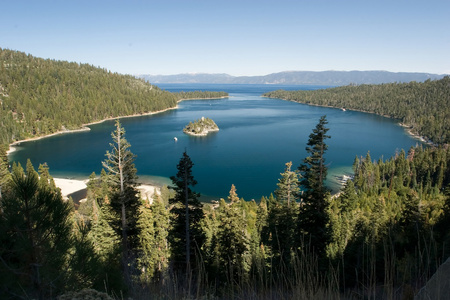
xmin=183 ymin=117 xmax=219 ymax=136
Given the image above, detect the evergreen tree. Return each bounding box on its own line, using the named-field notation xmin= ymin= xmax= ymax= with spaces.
xmin=262 ymin=162 xmax=300 ymax=276
xmin=169 ymin=151 xmax=205 ymax=273
xmin=88 ymin=198 xmax=121 ymax=263
xmin=297 ymin=115 xmax=331 ymax=257
xmin=327 ymin=180 xmax=358 ymax=258
xmin=137 ymin=194 xmax=170 ymax=283
xmin=0 ymin=161 xmax=73 ymax=299
xmin=275 ymin=161 xmax=300 ymax=207
xmin=0 ymin=144 xmax=9 ymax=199
xmin=102 ymin=120 xmax=141 ymax=279
xmin=213 ymin=185 xmax=249 ymax=285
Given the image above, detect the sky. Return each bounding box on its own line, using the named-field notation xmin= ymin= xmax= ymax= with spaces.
xmin=1 ymin=0 xmax=449 ymax=76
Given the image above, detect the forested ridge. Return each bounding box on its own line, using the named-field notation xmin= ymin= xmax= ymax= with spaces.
xmin=263 ymin=77 xmax=450 ymax=145
xmin=0 ymin=48 xmax=227 ymax=146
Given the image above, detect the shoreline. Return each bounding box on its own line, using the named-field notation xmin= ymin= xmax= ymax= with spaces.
xmin=53 ymin=177 xmax=161 ymax=203
xmin=7 ymin=105 xmax=179 ymax=155
xmin=183 ymin=128 xmax=219 ymax=136
xmin=6 ymin=96 xmax=229 ymax=155
xmin=265 ymin=96 xmax=434 ymax=146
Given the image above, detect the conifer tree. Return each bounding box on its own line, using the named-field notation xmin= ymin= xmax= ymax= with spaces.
xmin=275 ymin=161 xmax=300 ymax=207
xmin=328 ymin=180 xmax=358 ymax=258
xmin=262 ymin=162 xmax=301 ymax=275
xmin=213 ymin=185 xmax=249 ymax=285
xmin=297 ymin=115 xmax=331 ymax=257
xmin=169 ymin=151 xmax=205 ymax=273
xmin=102 ymin=120 xmax=141 ymax=279
xmin=88 ymin=198 xmax=121 ymax=262
xmin=0 ymin=161 xmax=73 ymax=299
xmin=137 ymin=194 xmax=170 ymax=283
xmin=0 ymin=144 xmax=10 ymax=199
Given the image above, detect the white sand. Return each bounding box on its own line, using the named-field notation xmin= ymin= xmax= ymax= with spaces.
xmin=138 ymin=184 xmax=161 ymax=204
xmin=53 ymin=178 xmax=88 ymax=199
xmin=53 ymin=178 xmax=160 ymax=203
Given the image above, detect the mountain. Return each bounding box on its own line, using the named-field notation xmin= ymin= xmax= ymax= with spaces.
xmin=139 ymin=70 xmax=447 ymax=85
xmin=0 ymin=48 xmax=179 ymax=145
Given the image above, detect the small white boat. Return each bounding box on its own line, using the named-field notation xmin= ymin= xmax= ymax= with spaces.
xmin=341 ymin=108 xmax=346 ymax=111
xmin=174 ymin=137 xmax=178 ymax=142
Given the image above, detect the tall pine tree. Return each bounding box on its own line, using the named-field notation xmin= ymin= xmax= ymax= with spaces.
xmin=102 ymin=120 xmax=141 ymax=280
xmin=169 ymin=151 xmax=205 ymax=274
xmin=212 ymin=185 xmax=249 ymax=286
xmin=297 ymin=115 xmax=331 ymax=257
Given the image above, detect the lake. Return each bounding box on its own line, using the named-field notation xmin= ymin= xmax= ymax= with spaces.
xmin=8 ymin=84 xmax=423 ymax=201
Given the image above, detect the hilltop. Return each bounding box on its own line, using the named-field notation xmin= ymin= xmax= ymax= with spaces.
xmin=0 ymin=49 xmax=227 ymax=146
xmin=139 ymin=70 xmax=447 ymax=85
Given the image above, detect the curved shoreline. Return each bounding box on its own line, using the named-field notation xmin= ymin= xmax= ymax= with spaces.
xmin=7 ymin=105 xmax=179 ymax=155
xmin=7 ymin=96 xmax=229 ymax=155
xmin=264 ymin=96 xmax=434 ymax=146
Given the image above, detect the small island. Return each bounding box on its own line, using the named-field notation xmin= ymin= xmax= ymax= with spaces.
xmin=183 ymin=117 xmax=219 ymax=136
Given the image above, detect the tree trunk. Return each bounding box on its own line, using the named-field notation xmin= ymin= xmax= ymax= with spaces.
xmin=184 ymin=161 xmax=190 ymax=273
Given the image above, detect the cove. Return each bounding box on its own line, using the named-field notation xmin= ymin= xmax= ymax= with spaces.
xmin=8 ymin=84 xmax=423 ymax=201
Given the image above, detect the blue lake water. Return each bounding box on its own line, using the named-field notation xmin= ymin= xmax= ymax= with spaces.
xmin=8 ymin=84 xmax=423 ymax=201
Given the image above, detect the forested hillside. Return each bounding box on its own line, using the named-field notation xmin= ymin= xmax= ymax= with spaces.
xmin=0 ymin=49 xmax=228 ymax=146
xmin=264 ymin=77 xmax=450 ymax=144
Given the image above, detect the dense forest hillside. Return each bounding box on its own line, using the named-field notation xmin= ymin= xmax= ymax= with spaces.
xmin=0 ymin=49 xmax=228 ymax=146
xmin=0 ymin=48 xmax=177 ymax=145
xmin=140 ymin=70 xmax=446 ymax=85
xmin=263 ymin=77 xmax=450 ymax=144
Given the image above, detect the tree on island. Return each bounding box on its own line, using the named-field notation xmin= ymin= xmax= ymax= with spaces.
xmin=183 ymin=117 xmax=219 ymax=136
xmin=297 ymin=115 xmax=331 ymax=257
xmin=169 ymin=151 xmax=205 ymax=276
xmin=102 ymin=120 xmax=141 ymax=281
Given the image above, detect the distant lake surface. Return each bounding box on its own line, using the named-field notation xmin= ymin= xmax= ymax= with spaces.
xmin=9 ymin=84 xmax=423 ymax=201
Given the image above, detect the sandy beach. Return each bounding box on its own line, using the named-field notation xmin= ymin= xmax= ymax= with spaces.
xmin=53 ymin=178 xmax=88 ymax=200
xmin=53 ymin=177 xmax=160 ymax=203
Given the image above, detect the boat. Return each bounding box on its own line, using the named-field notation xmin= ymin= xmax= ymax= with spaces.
xmin=174 ymin=137 xmax=178 ymax=142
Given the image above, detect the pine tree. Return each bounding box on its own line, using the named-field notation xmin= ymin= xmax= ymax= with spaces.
xmin=275 ymin=161 xmax=300 ymax=207
xmin=213 ymin=185 xmax=249 ymax=285
xmin=169 ymin=151 xmax=205 ymax=273
xmin=0 ymin=161 xmax=73 ymax=299
xmin=102 ymin=120 xmax=141 ymax=279
xmin=328 ymin=180 xmax=358 ymax=258
xmin=262 ymin=162 xmax=301 ymax=276
xmin=297 ymin=115 xmax=331 ymax=257
xmin=137 ymin=194 xmax=170 ymax=283
xmin=0 ymin=144 xmax=10 ymax=199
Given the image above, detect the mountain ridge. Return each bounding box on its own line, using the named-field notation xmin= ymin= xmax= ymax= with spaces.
xmin=139 ymin=70 xmax=447 ymax=85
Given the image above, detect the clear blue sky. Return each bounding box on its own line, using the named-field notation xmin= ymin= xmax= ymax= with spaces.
xmin=1 ymin=0 xmax=449 ymax=76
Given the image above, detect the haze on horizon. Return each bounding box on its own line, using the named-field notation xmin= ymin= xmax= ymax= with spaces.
xmin=1 ymin=0 xmax=449 ymax=77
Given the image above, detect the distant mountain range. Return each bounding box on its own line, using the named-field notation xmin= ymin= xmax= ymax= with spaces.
xmin=139 ymin=71 xmax=447 ymax=86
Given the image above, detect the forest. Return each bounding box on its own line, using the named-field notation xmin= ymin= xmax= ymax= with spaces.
xmin=0 ymin=48 xmax=227 ymax=146
xmin=0 ymin=49 xmax=449 ymax=299
xmin=263 ymin=77 xmax=450 ymax=145
xmin=0 ymin=116 xmax=449 ymax=299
